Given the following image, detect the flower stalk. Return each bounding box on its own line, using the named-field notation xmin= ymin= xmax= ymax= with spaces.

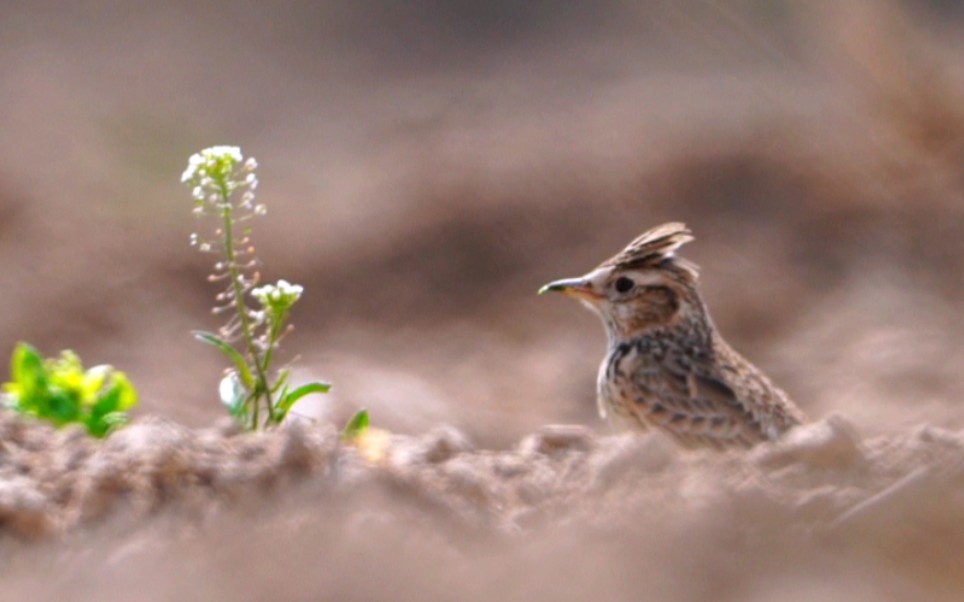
xmin=182 ymin=146 xmax=328 ymax=429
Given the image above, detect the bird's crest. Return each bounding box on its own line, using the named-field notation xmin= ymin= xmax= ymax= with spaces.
xmin=601 ymin=222 xmax=698 ymax=278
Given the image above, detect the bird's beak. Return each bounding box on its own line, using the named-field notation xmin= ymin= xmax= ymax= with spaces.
xmin=538 ymin=277 xmax=600 ymax=299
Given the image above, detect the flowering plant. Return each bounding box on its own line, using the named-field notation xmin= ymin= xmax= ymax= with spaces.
xmin=183 ymin=146 xmax=329 ymax=429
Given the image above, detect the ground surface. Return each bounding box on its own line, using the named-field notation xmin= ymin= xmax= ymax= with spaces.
xmin=1 ymin=1 xmax=963 ymax=600
xmin=3 ymin=412 xmax=964 ymax=601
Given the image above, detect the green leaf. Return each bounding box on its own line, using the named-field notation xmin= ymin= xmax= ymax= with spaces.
xmin=44 ymin=390 xmax=81 ymax=424
xmin=193 ymin=331 xmax=255 ymax=389
xmin=87 ymin=421 xmax=108 ymax=439
xmin=9 ymin=342 xmax=47 ymax=407
xmin=270 ymin=368 xmax=291 ymax=394
xmin=90 ymin=383 xmax=122 ymax=417
xmin=108 ymin=372 xmax=138 ymax=412
xmin=341 ymin=408 xmax=369 ymax=441
xmin=88 ymin=411 xmax=129 ymax=438
xmin=100 ymin=411 xmax=129 ymax=430
xmin=86 ymin=369 xmax=137 ymax=425
xmin=278 ymin=381 xmax=330 ymax=414
xmin=270 ymin=384 xmax=290 ymax=424
xmin=81 ymin=365 xmax=112 ymax=403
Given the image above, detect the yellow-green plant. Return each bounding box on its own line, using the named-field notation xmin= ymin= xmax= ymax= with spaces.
xmin=2 ymin=342 xmax=137 ymax=437
xmin=341 ymin=408 xmax=369 ymax=441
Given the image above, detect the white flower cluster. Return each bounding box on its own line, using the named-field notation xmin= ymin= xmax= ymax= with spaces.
xmin=251 ymin=279 xmax=304 ymax=311
xmin=182 ymin=145 xmax=264 ymax=233
xmin=181 ymin=145 xmax=243 ymax=185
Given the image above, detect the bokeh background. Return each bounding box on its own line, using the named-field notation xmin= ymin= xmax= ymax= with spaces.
xmin=1 ymin=0 xmax=962 ymax=445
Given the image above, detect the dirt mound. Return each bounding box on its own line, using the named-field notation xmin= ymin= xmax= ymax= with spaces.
xmin=3 ymin=412 xmax=964 ymax=601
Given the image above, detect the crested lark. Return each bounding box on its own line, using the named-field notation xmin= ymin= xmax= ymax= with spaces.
xmin=540 ymin=222 xmax=806 ymax=450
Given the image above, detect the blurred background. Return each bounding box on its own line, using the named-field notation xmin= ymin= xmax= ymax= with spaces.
xmin=1 ymin=0 xmax=962 ymax=447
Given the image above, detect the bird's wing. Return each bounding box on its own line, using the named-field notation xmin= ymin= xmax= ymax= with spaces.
xmin=630 ymin=362 xmax=767 ymax=449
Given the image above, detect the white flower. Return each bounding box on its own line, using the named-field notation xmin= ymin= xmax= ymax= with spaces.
xmin=181 ymin=146 xmax=244 ymax=185
xmin=278 ymin=279 xmax=303 ymax=296
xmin=201 ymin=146 xmax=243 ymax=165
xmin=181 ymin=153 xmax=206 ymax=183
xmin=251 ymin=279 xmax=304 ymax=312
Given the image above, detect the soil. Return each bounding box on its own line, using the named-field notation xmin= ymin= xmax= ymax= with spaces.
xmin=3 ymin=412 xmax=964 ymax=601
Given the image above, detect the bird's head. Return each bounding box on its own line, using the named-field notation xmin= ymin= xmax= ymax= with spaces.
xmin=539 ymin=222 xmax=704 ymax=340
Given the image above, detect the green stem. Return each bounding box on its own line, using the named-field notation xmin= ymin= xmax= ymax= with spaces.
xmin=261 ymin=309 xmax=286 ymax=383
xmin=217 ymin=178 xmax=275 ymax=428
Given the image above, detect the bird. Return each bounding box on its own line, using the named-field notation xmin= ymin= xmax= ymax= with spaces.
xmin=539 ymin=222 xmax=806 ymax=450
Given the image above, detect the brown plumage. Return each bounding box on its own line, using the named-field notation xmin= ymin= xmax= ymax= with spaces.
xmin=539 ymin=222 xmax=806 ymax=450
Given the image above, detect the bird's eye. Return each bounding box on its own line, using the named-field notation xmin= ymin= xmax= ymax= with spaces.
xmin=614 ymin=277 xmax=635 ymax=293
